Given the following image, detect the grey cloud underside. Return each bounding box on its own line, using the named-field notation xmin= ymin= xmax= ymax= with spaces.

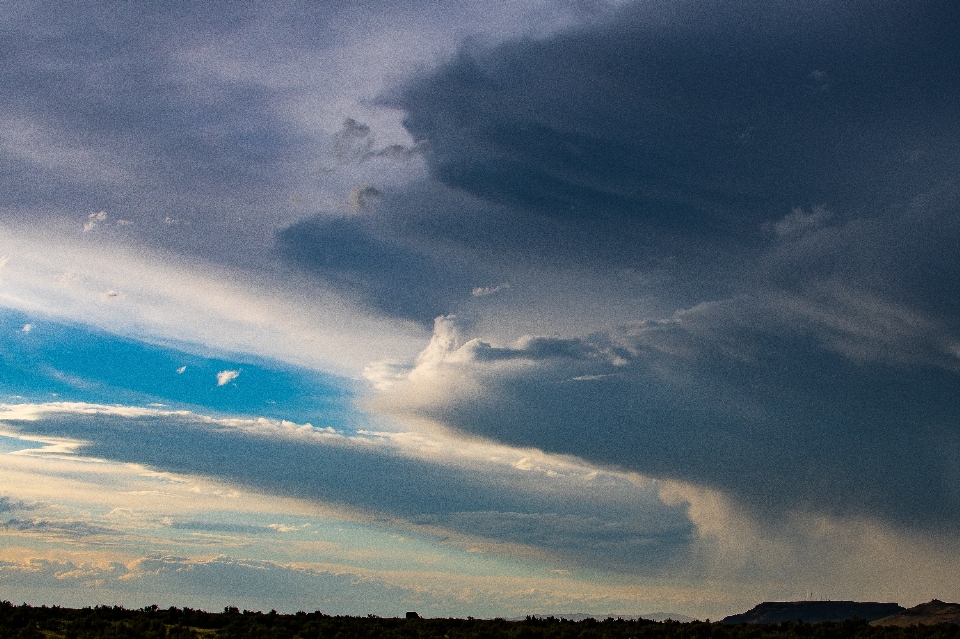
xmin=383 ymin=323 xmax=960 ymax=529
xmin=168 ymin=521 xmax=281 ymax=535
xmin=272 ymin=182 xmax=676 ymax=323
xmin=364 ymin=185 xmax=960 ymax=529
xmin=275 ymin=210 xmax=480 ymax=323
xmin=4 ymin=411 xmax=693 ymax=572
xmin=0 ymin=496 xmax=33 ymax=513
xmin=274 ymin=180 xmax=735 ymax=324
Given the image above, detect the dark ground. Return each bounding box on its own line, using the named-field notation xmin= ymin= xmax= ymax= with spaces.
xmin=2 ymin=601 xmax=960 ymax=639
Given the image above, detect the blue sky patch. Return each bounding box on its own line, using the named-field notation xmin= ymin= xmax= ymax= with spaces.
xmin=0 ymin=309 xmax=359 ymax=427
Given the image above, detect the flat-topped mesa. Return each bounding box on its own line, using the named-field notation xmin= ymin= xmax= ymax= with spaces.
xmin=721 ymin=601 xmax=905 ymax=624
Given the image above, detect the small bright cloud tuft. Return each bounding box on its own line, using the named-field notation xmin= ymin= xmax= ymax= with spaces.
xmin=83 ymin=211 xmax=107 ymax=232
xmin=472 ymin=283 xmax=511 ymax=297
xmin=267 ymin=523 xmax=310 ymax=532
xmin=216 ymin=369 xmax=241 ymax=386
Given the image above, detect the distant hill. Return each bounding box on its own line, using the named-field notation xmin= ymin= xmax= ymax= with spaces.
xmin=721 ymin=601 xmax=904 ymax=624
xmin=872 ymin=600 xmax=960 ymax=626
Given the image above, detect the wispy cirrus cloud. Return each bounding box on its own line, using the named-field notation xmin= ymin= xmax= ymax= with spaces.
xmin=0 ymin=229 xmax=427 ymax=376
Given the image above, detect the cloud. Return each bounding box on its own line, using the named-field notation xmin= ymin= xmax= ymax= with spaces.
xmin=2 ymin=0 xmax=960 ymax=618
xmin=0 ymin=0 xmax=599 ymax=273
xmin=391 ymin=1 xmax=960 ymax=242
xmin=0 ymin=227 xmax=427 ymax=376
xmin=771 ymin=206 xmax=832 ymax=239
xmin=472 ymin=283 xmax=510 ymax=297
xmin=657 ymin=480 xmax=960 ymax=606
xmin=275 ymin=211 xmax=478 ymax=324
xmin=373 ymin=309 xmax=960 ymax=532
xmin=347 ymin=185 xmax=382 ymax=212
xmin=168 ymin=520 xmax=279 ymax=535
xmin=282 ymin=0 xmax=951 ymax=330
xmin=0 ymin=401 xmax=693 ymax=573
xmin=82 ymin=211 xmax=107 ymax=233
xmin=3 ymin=442 xmax=959 ymax=617
xmin=333 ymin=118 xmax=375 ymax=164
xmin=0 ymin=553 xmax=419 ymax=614
xmin=0 ymin=3 xmax=410 ymax=266
xmin=0 ymin=495 xmax=33 ymax=513
xmin=0 ymin=113 xmax=134 ymax=191
xmin=0 ymin=549 xmax=734 ymax=618
xmin=361 ymin=360 xmax=413 ymax=391
xmin=1 ymin=517 xmax=122 ymax=542
xmin=216 ymin=370 xmax=240 ymax=386
xmin=412 ymin=510 xmax=687 ymax=571
xmin=332 ymin=118 xmax=427 ymax=167
xmin=309 ymin=0 xmax=960 ymax=545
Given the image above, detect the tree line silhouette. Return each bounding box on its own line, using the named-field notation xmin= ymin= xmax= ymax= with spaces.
xmin=1 ymin=601 xmax=959 ymax=639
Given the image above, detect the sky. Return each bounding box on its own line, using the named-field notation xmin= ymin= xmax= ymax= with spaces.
xmin=0 ymin=0 xmax=959 ymax=620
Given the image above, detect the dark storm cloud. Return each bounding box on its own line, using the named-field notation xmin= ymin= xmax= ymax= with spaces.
xmin=361 ymin=0 xmax=960 ymax=532
xmin=391 ymin=0 xmax=960 ymax=239
xmin=290 ymin=0 xmax=959 ymax=323
xmin=274 ymin=176 xmax=729 ymax=322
